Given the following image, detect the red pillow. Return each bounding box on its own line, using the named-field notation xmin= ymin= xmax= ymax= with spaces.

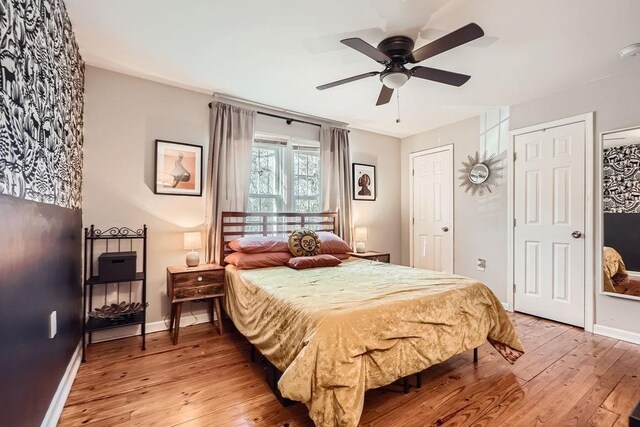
xmin=228 ymin=236 xmax=289 ymax=253
xmin=317 ymin=232 xmax=351 ymax=254
xmin=332 ymin=253 xmax=352 ymax=260
xmin=287 ymin=254 xmax=342 ymax=270
xmin=224 ymin=252 xmax=291 ymax=269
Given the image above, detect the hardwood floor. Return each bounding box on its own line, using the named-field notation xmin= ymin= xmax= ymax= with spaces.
xmin=60 ymin=313 xmax=640 ymax=426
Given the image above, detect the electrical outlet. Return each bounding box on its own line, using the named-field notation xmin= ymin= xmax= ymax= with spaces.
xmin=49 ymin=311 xmax=57 ymax=339
xmin=477 ymin=258 xmax=486 ymax=271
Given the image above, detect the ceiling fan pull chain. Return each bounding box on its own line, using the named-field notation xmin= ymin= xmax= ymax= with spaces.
xmin=396 ymin=89 xmax=401 ymax=123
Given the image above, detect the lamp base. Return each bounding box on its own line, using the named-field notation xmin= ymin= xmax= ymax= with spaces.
xmin=186 ymin=251 xmax=200 ymax=267
xmin=355 ymin=241 xmax=366 ymax=253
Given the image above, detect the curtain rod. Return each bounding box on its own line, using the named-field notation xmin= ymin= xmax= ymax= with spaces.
xmin=208 ymin=103 xmax=321 ymax=128
xmin=209 ymin=93 xmax=349 ymax=128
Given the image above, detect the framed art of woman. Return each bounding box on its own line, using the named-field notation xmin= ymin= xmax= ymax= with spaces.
xmin=353 ymin=163 xmax=376 ymax=201
xmin=154 ymin=140 xmax=203 ymax=196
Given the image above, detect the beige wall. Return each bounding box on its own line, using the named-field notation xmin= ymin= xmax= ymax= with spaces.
xmin=83 ymin=66 xmax=211 ymax=325
xmin=83 ymin=66 xmax=403 ymax=325
xmin=510 ymin=67 xmax=640 ymax=335
xmin=349 ymin=129 xmax=402 ymax=263
xmin=400 ymin=117 xmax=510 ymax=303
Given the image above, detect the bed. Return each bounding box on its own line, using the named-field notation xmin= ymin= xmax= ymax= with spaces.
xmin=603 ymin=246 xmax=628 ymax=293
xmin=219 ymin=212 xmax=524 ymax=427
xmin=603 ymin=246 xmax=640 ymax=296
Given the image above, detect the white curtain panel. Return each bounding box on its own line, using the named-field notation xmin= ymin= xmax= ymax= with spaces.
xmin=320 ymin=126 xmax=353 ymax=245
xmin=205 ymin=102 xmax=256 ymax=263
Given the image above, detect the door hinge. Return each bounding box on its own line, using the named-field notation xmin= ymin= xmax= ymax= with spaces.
xmin=513 ymin=152 xmax=517 ymax=161
xmin=513 ymin=283 xmax=516 ymax=293
xmin=513 ymin=218 xmax=516 ymax=227
xmin=412 ymin=169 xmax=415 ymax=176
xmin=412 ymin=217 xmax=415 ymax=225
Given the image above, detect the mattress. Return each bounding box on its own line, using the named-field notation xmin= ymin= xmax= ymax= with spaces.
xmin=224 ymin=258 xmax=523 ymax=427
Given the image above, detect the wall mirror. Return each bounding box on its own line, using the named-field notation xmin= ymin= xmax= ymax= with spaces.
xmin=601 ymin=126 xmax=640 ymax=300
xmin=458 ymin=152 xmax=503 ymax=196
xmin=469 ymin=163 xmax=489 ymax=184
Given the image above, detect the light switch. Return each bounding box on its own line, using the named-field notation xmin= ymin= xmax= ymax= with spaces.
xmin=49 ymin=311 xmax=57 ymax=339
xmin=477 ymin=258 xmax=486 ymax=271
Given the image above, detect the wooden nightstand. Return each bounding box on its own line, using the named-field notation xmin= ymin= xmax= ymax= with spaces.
xmin=166 ymin=263 xmax=224 ymax=344
xmin=347 ymin=251 xmax=391 ymax=263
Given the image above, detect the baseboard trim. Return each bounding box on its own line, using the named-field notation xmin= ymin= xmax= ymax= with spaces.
xmin=593 ymin=324 xmax=640 ymax=345
xmin=502 ymin=301 xmax=511 ymax=312
xmin=41 ymin=342 xmax=82 ymax=427
xmin=91 ymin=311 xmax=213 ymax=343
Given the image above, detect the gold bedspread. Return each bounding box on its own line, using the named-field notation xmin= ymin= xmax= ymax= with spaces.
xmin=603 ymin=246 xmax=627 ymax=293
xmin=224 ymin=258 xmax=524 ymax=427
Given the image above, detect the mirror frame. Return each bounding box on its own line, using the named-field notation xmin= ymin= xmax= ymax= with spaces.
xmin=598 ymin=125 xmax=640 ymax=301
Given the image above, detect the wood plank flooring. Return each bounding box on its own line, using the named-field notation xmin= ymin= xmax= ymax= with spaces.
xmin=60 ymin=313 xmax=640 ymax=426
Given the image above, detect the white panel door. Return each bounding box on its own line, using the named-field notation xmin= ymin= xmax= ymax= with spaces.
xmin=514 ymin=122 xmax=585 ymax=327
xmin=411 ymin=147 xmax=453 ymax=273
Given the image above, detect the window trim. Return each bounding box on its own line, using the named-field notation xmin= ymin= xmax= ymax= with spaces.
xmin=249 ymin=132 xmax=321 ymax=213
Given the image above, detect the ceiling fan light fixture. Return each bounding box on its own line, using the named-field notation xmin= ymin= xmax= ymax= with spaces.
xmin=381 ymin=72 xmax=409 ymax=89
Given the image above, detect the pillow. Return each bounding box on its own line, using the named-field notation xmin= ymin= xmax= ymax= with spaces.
xmin=317 ymin=231 xmax=352 ymax=254
xmin=224 ymin=251 xmax=291 ymax=269
xmin=332 ymin=253 xmax=352 ymax=260
xmin=287 ymin=254 xmax=342 ymax=270
xmin=288 ymin=228 xmax=321 ymax=257
xmin=228 ymin=236 xmax=289 ymax=254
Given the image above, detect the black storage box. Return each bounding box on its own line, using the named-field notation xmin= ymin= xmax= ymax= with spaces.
xmin=98 ymin=251 xmax=137 ymax=282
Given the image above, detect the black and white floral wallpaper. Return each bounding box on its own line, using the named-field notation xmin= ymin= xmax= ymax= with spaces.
xmin=603 ymin=144 xmax=640 ymax=213
xmin=0 ymin=0 xmax=84 ymax=209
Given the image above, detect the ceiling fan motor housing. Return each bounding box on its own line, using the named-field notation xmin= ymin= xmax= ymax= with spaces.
xmin=377 ymin=36 xmax=414 ymax=88
xmin=376 ymin=36 xmax=415 ymax=62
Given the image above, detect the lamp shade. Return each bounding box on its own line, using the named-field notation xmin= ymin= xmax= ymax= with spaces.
xmin=183 ymin=232 xmax=202 ymax=250
xmin=354 ymin=227 xmax=368 ymax=242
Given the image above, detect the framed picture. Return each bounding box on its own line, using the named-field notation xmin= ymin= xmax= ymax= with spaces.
xmin=154 ymin=140 xmax=203 ymax=196
xmin=352 ymin=163 xmax=376 ymax=201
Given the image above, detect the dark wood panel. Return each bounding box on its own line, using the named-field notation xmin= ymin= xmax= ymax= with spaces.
xmin=219 ymin=211 xmax=338 ymax=264
xmin=0 ymin=195 xmax=82 ymax=426
xmin=60 ymin=313 xmax=640 ymax=426
xmin=173 ymin=283 xmax=224 ymax=300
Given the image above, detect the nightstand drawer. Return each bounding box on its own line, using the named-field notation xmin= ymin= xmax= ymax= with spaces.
xmin=172 ymin=269 xmax=224 ymax=288
xmin=174 ymin=283 xmax=224 ymax=300
xmin=369 ymin=255 xmax=390 ymax=263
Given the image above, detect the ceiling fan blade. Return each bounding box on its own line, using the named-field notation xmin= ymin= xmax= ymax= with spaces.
xmin=411 ymin=66 xmax=471 ymax=86
xmin=316 ymin=71 xmax=380 ymax=90
xmin=341 ymin=38 xmax=391 ymax=63
xmin=376 ymin=85 xmax=394 ymax=106
xmin=409 ymin=23 xmax=484 ymax=63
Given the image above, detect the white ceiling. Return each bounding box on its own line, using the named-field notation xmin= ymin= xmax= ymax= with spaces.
xmin=65 ymin=0 xmax=640 ymax=138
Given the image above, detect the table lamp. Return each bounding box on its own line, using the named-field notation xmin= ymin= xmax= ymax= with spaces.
xmin=183 ymin=231 xmax=202 ymax=267
xmin=354 ymin=227 xmax=368 ymax=253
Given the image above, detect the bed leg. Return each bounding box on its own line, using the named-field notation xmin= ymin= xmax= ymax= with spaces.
xmin=250 ymin=345 xmax=256 ymax=363
xmin=473 ymin=347 xmax=478 ymax=363
xmin=403 ymin=377 xmax=410 ymax=394
xmin=416 ymin=372 xmax=422 ymax=389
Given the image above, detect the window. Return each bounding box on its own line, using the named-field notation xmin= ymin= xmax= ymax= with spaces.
xmin=248 ymin=133 xmax=321 ymax=213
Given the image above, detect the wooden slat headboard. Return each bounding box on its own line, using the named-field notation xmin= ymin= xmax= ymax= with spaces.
xmin=219 ymin=212 xmax=338 ymax=264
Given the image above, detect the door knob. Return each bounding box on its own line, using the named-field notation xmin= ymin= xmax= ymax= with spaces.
xmin=571 ymin=231 xmax=582 ymax=239
xmin=442 ymin=226 xmax=449 ymax=232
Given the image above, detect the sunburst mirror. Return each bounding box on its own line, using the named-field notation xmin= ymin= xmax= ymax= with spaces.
xmin=458 ymin=152 xmax=503 ymax=196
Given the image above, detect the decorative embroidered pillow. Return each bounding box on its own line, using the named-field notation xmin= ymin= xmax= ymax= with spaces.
xmin=288 ymin=228 xmax=321 ymax=257
xmin=287 ymin=254 xmax=342 ymax=270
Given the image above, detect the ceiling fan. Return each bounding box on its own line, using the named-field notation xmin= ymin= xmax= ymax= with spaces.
xmin=316 ymin=23 xmax=484 ymax=106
